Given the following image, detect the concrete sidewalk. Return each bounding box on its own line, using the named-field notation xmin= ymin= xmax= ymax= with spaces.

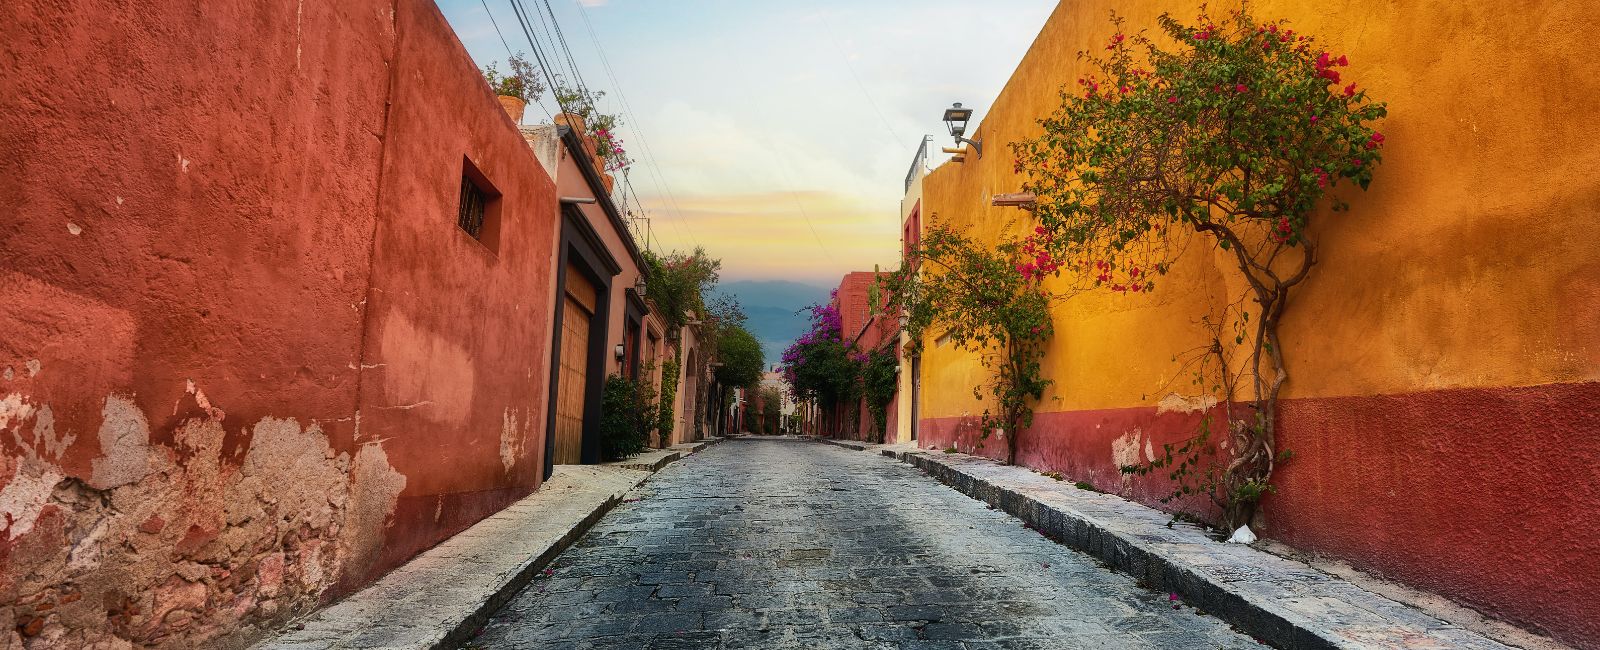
xmin=257 ymin=438 xmax=722 ymax=650
xmin=820 ymin=438 xmax=1519 ymax=650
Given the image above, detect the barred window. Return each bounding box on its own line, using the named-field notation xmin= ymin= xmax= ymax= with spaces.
xmin=458 ymin=174 xmax=488 ymax=238
xmin=457 ymin=157 xmax=501 ymax=252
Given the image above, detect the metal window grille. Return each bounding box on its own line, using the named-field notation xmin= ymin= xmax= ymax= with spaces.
xmin=458 ymin=175 xmax=487 ymax=238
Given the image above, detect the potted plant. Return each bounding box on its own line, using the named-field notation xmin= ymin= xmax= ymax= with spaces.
xmin=482 ymin=53 xmax=542 ymax=124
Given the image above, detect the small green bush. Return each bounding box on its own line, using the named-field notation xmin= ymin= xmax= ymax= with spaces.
xmin=599 ymin=375 xmax=650 ymax=461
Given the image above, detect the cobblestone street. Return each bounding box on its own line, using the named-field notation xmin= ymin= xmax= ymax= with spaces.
xmin=467 ymin=439 xmax=1266 ymax=649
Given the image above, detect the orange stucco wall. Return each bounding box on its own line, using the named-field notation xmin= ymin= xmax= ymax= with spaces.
xmin=917 ymin=1 xmax=1599 ymax=645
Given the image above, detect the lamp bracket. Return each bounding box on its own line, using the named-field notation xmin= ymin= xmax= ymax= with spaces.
xmin=955 ymin=136 xmax=983 ymax=158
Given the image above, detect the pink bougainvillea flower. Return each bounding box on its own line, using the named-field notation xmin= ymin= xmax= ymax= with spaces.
xmin=1337 ymin=54 xmax=1350 ymax=66
xmin=1344 ymin=83 xmax=1357 ymax=97
xmin=1168 ymin=96 xmax=1179 ymax=104
xmin=1235 ymin=84 xmax=1248 ymax=93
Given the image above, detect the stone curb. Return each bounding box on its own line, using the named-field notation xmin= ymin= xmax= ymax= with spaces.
xmin=818 ymin=441 xmax=1514 ymax=650
xmin=817 ymin=438 xmax=870 ymax=451
xmin=256 ymin=440 xmax=722 ymax=650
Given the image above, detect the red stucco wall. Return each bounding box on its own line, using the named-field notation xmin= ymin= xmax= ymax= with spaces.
xmin=353 ymin=0 xmax=559 ymax=587
xmin=0 ymin=0 xmax=558 ymax=645
xmin=917 ymin=379 xmax=1600 ymax=643
xmin=831 ymin=271 xmax=900 ymax=441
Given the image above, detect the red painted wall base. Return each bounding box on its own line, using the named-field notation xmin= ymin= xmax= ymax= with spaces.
xmin=918 ymin=381 xmax=1600 ymax=646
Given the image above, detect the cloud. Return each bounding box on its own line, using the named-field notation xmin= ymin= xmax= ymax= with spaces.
xmin=637 ymin=191 xmax=899 ymax=284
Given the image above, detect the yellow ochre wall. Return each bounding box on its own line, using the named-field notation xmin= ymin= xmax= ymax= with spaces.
xmin=923 ymin=0 xmax=1598 ymax=419
xmin=916 ymin=1 xmax=1600 ymax=645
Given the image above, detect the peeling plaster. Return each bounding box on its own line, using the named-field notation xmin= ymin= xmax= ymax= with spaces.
xmin=25 ymin=359 xmax=41 ymax=377
xmin=26 ymin=405 xmax=74 ymax=461
xmin=0 ymin=460 xmax=63 ymax=540
xmin=90 ymin=395 xmax=151 ymax=490
xmin=1110 ymin=427 xmax=1150 ymax=491
xmin=0 ymin=393 xmax=37 ymax=431
xmin=337 ymin=443 xmax=407 ymax=585
xmin=500 ymin=407 xmax=523 ymax=475
xmin=2 ymin=393 xmax=408 ymax=648
xmin=1156 ymin=392 xmax=1219 ymax=415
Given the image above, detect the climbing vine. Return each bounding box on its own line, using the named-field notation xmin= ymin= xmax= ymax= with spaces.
xmin=1013 ymin=8 xmax=1387 ymax=529
xmin=886 ymin=223 xmax=1054 ymax=465
xmin=655 ymin=352 xmax=681 ymax=446
xmin=860 ymin=346 xmax=899 ymax=444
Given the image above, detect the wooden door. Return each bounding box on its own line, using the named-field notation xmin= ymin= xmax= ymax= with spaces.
xmin=554 ymin=265 xmax=598 ymax=464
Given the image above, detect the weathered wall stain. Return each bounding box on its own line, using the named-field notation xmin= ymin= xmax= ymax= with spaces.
xmin=1 ymin=393 xmax=404 ymax=648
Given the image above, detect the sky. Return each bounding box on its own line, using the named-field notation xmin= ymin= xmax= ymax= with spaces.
xmin=437 ymin=0 xmax=1057 ymax=286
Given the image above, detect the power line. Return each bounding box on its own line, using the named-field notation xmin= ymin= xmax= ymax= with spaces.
xmin=813 ymin=4 xmax=907 ymax=149
xmin=571 ymin=0 xmax=701 ymax=249
xmin=507 ymin=0 xmax=570 ymax=118
xmin=480 ymin=0 xmax=515 ymax=56
xmin=759 ymin=134 xmax=835 ymax=261
xmin=541 ymin=0 xmax=599 ymax=110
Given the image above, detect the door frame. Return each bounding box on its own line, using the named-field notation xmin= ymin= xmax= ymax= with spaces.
xmin=544 ymin=205 xmax=620 ymax=479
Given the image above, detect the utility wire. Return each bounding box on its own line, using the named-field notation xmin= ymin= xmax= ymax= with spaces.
xmin=572 ymin=0 xmax=701 ymax=249
xmin=508 ymin=0 xmax=570 ymax=117
xmin=542 ymin=0 xmax=600 ymax=111
xmin=813 ymin=4 xmax=907 ymax=148
xmin=759 ymin=134 xmax=835 ymax=261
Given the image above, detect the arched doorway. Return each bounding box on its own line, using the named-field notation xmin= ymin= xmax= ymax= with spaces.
xmin=681 ymin=346 xmax=699 ymax=444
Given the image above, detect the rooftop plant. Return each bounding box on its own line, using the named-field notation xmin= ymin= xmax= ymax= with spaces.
xmin=481 ymin=53 xmax=544 ymax=101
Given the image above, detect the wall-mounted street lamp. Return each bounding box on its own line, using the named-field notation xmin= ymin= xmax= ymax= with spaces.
xmin=614 ymin=343 xmax=626 ymax=361
xmin=635 ymin=275 xmax=647 ymax=297
xmin=942 ymin=102 xmax=982 ymax=159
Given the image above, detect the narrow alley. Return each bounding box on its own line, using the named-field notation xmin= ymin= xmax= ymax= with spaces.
xmin=466 ymin=439 xmax=1264 ymax=649
xmin=4 ymin=1 xmax=1596 ymax=649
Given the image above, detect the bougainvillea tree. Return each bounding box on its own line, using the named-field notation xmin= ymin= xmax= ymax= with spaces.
xmin=1012 ymin=9 xmax=1387 ymax=528
xmin=886 ymin=223 xmax=1054 ymax=465
xmin=780 ymin=294 xmax=862 ymax=437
